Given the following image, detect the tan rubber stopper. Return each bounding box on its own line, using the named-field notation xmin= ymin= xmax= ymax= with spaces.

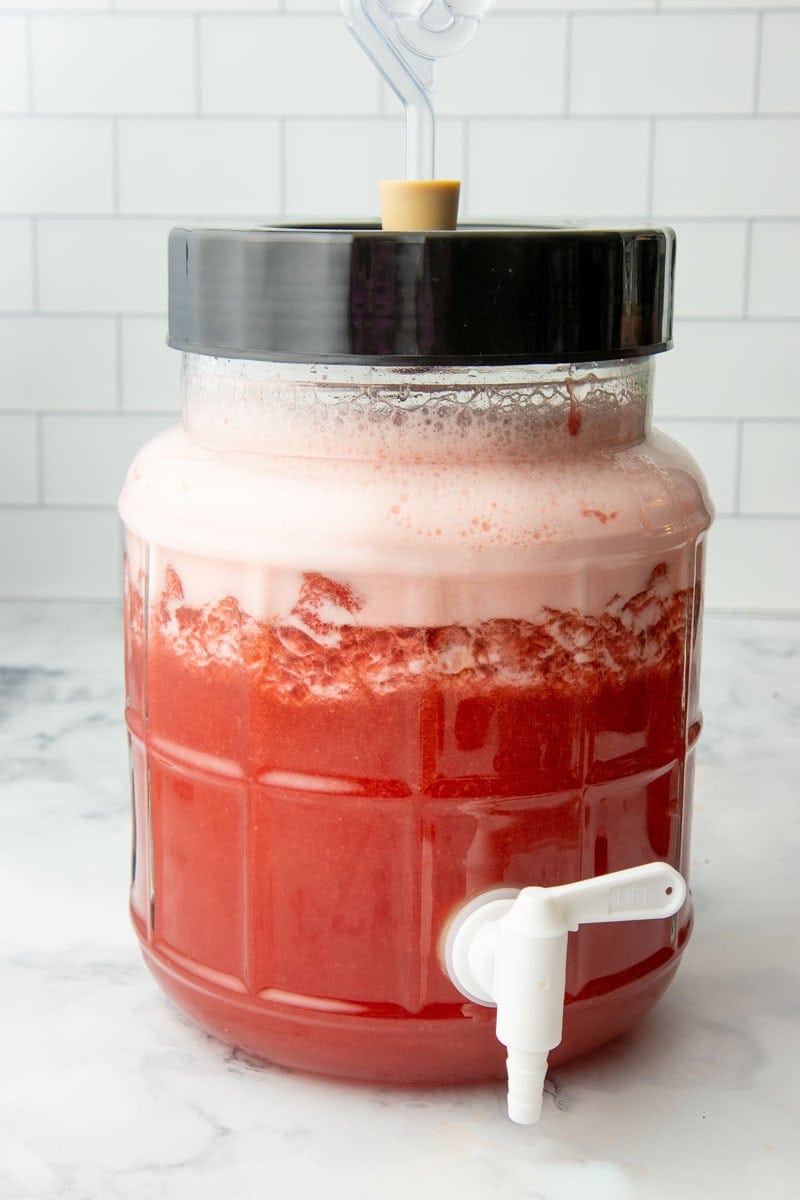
xmin=379 ymin=179 xmax=461 ymax=231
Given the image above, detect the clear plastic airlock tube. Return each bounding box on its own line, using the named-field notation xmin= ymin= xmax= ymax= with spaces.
xmin=340 ymin=0 xmax=496 ymax=179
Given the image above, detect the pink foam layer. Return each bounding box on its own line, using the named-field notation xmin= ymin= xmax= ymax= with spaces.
xmin=120 ymin=421 xmax=709 ymax=626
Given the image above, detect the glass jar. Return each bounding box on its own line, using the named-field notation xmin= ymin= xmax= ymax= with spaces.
xmin=119 ymin=225 xmax=712 ymax=1084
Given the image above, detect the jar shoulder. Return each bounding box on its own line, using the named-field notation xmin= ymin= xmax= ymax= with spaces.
xmin=119 ymin=425 xmax=713 ymax=572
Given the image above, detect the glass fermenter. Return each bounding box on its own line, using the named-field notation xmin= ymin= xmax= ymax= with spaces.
xmin=119 ymin=225 xmax=712 ymax=1087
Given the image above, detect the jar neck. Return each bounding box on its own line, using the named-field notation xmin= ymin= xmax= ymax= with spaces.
xmin=181 ymin=356 xmax=655 ymax=462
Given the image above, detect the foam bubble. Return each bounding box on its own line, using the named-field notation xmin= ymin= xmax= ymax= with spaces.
xmin=119 ymin=357 xmax=712 ymax=626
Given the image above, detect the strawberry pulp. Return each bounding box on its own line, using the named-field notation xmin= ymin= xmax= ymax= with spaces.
xmin=126 ymin=560 xmax=698 ymax=1083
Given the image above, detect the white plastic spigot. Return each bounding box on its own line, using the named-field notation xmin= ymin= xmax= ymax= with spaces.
xmin=443 ymin=862 xmax=687 ymax=1125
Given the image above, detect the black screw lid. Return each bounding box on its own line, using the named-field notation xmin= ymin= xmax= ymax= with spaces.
xmin=168 ymin=223 xmax=675 ymax=365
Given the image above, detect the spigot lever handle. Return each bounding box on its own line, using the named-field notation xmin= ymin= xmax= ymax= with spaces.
xmin=548 ymin=862 xmax=686 ymax=931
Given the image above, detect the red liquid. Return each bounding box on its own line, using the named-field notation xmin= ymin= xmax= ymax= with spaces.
xmin=126 ymin=561 xmax=699 ymax=1083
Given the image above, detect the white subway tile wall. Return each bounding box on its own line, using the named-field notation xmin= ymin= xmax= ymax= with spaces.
xmin=118 ymin=119 xmax=282 ymax=216
xmin=669 ymin=221 xmax=749 ymax=318
xmin=38 ymin=219 xmax=174 ymax=312
xmin=200 ymin=16 xmax=380 ymax=115
xmin=0 ymin=119 xmax=114 ymax=214
xmin=0 ymin=3 xmax=797 ymax=612
xmin=41 ymin=412 xmax=172 ymax=506
xmin=0 ymin=18 xmax=27 ymax=113
xmin=656 ymin=321 xmax=800 ymax=419
xmin=31 ymin=17 xmax=195 ymax=114
xmin=740 ymin=423 xmax=800 ymax=514
xmin=759 ymin=13 xmax=800 ymax=112
xmin=434 ymin=17 xmax=567 ymax=116
xmin=468 ymin=119 xmax=651 ymax=217
xmin=0 ymin=318 xmax=117 ymax=411
xmin=0 ymin=509 xmax=120 ymax=600
xmin=285 ymin=119 xmax=406 ymax=216
xmin=0 ymin=414 xmax=37 ymax=504
xmin=570 ymin=14 xmax=757 ymax=115
xmin=704 ymin=518 xmax=800 ymax=612
xmin=653 ymin=118 xmax=800 ymax=217
xmin=658 ymin=420 xmax=740 ymax=516
xmin=119 ymin=317 xmax=179 ymax=412
xmin=0 ymin=221 xmax=33 ymax=310
xmin=748 ymin=221 xmax=800 ymax=317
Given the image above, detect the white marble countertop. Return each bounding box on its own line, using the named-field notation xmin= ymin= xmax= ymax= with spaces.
xmin=1 ymin=604 xmax=798 ymax=1200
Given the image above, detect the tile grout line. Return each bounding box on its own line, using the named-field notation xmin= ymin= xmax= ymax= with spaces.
xmin=116 ymin=519 xmax=125 ymax=592
xmin=657 ymin=416 xmax=753 ymax=427
xmin=645 ymin=118 xmax=656 ymax=219
xmin=461 ymin=118 xmax=471 ymax=219
xmin=111 ymin=116 xmax=120 ymax=215
xmin=18 ymin=6 xmax=789 ymax=17
xmin=0 ymin=6 xmax=792 ymax=11
xmin=562 ymin=12 xmax=573 ymax=116
xmin=278 ymin=116 xmax=287 ymax=218
xmin=194 ymin=13 xmax=203 ymax=115
xmin=733 ymin=419 xmax=744 ymax=514
xmin=7 ymin=111 xmax=800 ymax=124
xmin=34 ymin=412 xmax=44 ymax=507
xmin=0 ymin=596 xmax=122 ymax=606
xmin=660 ymin=418 xmax=800 ymax=429
xmin=751 ymin=8 xmax=765 ymax=115
xmin=24 ymin=11 xmax=34 ymax=114
xmin=673 ymin=314 xmax=800 ymax=323
xmin=0 ymin=311 xmax=169 ymax=319
xmin=0 ymin=410 xmax=181 ymax=420
xmin=29 ymin=217 xmax=39 ymax=312
xmin=741 ymin=218 xmax=754 ymax=317
xmin=0 ymin=502 xmax=153 ymax=514
xmin=114 ymin=315 xmax=124 ymax=411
